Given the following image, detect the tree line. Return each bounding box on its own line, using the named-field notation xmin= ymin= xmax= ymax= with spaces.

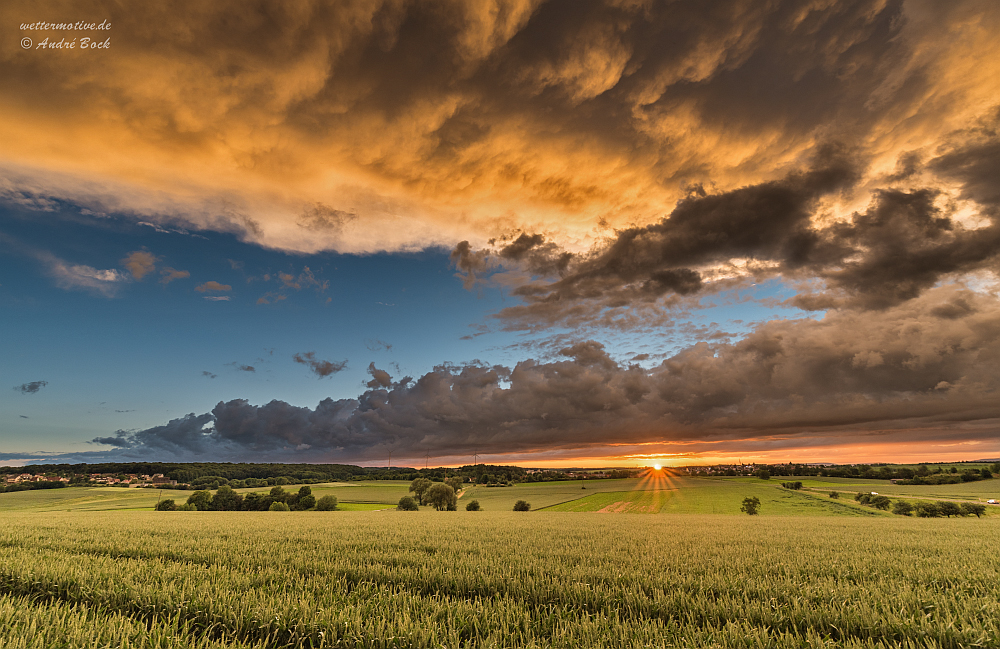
xmin=155 ymin=485 xmax=338 ymax=512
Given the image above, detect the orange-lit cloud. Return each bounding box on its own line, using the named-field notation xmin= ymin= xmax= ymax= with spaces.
xmin=2 ymin=0 xmax=999 ymax=255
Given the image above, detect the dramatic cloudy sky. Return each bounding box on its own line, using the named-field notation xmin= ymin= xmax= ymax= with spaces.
xmin=2 ymin=0 xmax=999 ymax=467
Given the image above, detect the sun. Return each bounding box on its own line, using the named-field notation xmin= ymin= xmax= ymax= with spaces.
xmin=653 ymin=463 xmax=661 ymax=470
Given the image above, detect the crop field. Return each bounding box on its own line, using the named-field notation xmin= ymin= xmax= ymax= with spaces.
xmin=1 ymin=510 xmax=998 ymax=648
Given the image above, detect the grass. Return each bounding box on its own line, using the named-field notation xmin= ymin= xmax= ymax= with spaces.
xmin=0 ymin=511 xmax=998 ymax=647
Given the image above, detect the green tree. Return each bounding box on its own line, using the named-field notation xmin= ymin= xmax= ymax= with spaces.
xmin=409 ymin=478 xmax=433 ymax=505
xmin=294 ymin=486 xmax=315 ymax=510
xmin=938 ymin=501 xmax=961 ymax=517
xmin=155 ymin=498 xmax=176 ymax=511
xmin=210 ymin=485 xmax=244 ymax=511
xmin=186 ymin=490 xmax=212 ymax=511
xmin=397 ymin=496 xmax=419 ymax=511
xmin=892 ymin=500 xmax=913 ymax=516
xmin=914 ymin=501 xmax=940 ymax=517
xmin=870 ymin=495 xmax=891 ymax=510
xmin=513 ymin=500 xmax=530 ymax=511
xmin=445 ymin=477 xmax=463 ymax=493
xmin=960 ymin=503 xmax=986 ymax=518
xmin=315 ymin=495 xmax=338 ymax=511
xmin=981 ymin=468 xmax=993 ymax=480
xmin=269 ymin=486 xmax=287 ymax=502
xmin=740 ymin=496 xmax=761 ymax=515
xmin=425 ymin=483 xmax=457 ymax=511
xmin=268 ymin=501 xmax=290 ymax=511
xmin=755 ymin=469 xmax=770 ymax=480
xmin=465 ymin=499 xmax=481 ymax=511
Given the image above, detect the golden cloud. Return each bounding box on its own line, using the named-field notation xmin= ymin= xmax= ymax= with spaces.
xmin=1 ymin=0 xmax=999 ymax=255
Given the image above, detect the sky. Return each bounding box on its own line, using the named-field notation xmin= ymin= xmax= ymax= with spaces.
xmin=2 ymin=0 xmax=999 ymax=468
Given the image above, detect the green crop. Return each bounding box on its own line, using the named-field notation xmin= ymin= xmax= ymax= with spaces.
xmin=0 ymin=511 xmax=997 ymax=648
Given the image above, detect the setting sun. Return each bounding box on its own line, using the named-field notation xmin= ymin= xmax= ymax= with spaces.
xmin=653 ymin=464 xmax=661 ymax=470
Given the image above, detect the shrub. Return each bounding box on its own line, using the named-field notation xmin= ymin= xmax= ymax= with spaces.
xmin=154 ymin=499 xmax=176 ymax=511
xmin=315 ymin=495 xmax=338 ymax=511
xmin=465 ymin=500 xmax=481 ymax=511
xmin=755 ymin=469 xmax=771 ymax=480
xmin=513 ymin=500 xmax=531 ymax=511
xmin=176 ymin=503 xmax=196 ymax=511
xmin=914 ymin=501 xmax=940 ymax=518
xmin=829 ymin=491 xmax=839 ymax=499
xmin=740 ymin=496 xmax=761 ymax=515
xmin=892 ymin=500 xmax=913 ymax=516
xmin=268 ymin=501 xmax=290 ymax=511
xmin=397 ymin=496 xmax=419 ymax=511
xmin=781 ymin=481 xmax=803 ymax=490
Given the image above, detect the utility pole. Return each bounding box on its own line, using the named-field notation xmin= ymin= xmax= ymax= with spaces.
xmin=388 ymin=451 xmax=391 ymax=471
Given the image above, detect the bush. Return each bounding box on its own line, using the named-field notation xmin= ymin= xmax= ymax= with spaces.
xmin=154 ymin=499 xmax=176 ymax=511
xmin=892 ymin=500 xmax=913 ymax=516
xmin=781 ymin=481 xmax=803 ymax=490
xmin=465 ymin=499 xmax=481 ymax=511
xmin=914 ymin=501 xmax=940 ymax=518
xmin=755 ymin=469 xmax=771 ymax=480
xmin=315 ymin=495 xmax=338 ymax=511
xmin=513 ymin=500 xmax=531 ymax=511
xmin=829 ymin=491 xmax=839 ymax=499
xmin=397 ymin=496 xmax=420 ymax=511
xmin=740 ymin=496 xmax=761 ymax=515
xmin=268 ymin=501 xmax=290 ymax=511
xmin=176 ymin=503 xmax=196 ymax=511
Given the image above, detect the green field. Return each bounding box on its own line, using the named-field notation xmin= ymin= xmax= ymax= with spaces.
xmin=0 ymin=510 xmax=998 ymax=648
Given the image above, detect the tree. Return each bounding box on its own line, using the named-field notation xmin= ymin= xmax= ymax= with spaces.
xmin=740 ymin=496 xmax=761 ymax=515
xmin=981 ymin=468 xmax=993 ymax=480
xmin=155 ymin=498 xmax=176 ymax=511
xmin=960 ymin=503 xmax=986 ymax=518
xmin=870 ymin=495 xmax=891 ymax=510
xmin=938 ymin=501 xmax=961 ymax=517
xmin=445 ymin=477 xmax=463 ymax=493
xmin=294 ymin=485 xmax=315 ymax=510
xmin=892 ymin=500 xmax=913 ymax=516
xmin=269 ymin=486 xmax=287 ymax=502
xmin=397 ymin=496 xmax=419 ymax=511
xmin=315 ymin=495 xmax=338 ymax=511
xmin=186 ymin=490 xmax=212 ymax=511
xmin=425 ymin=483 xmax=457 ymax=511
xmin=513 ymin=500 xmax=530 ymax=511
xmin=755 ymin=469 xmax=771 ymax=480
xmin=210 ymin=485 xmax=244 ymax=511
xmin=409 ymin=478 xmax=433 ymax=505
xmin=268 ymin=501 xmax=290 ymax=511
xmin=914 ymin=501 xmax=940 ymax=517
xmin=465 ymin=499 xmax=481 ymax=511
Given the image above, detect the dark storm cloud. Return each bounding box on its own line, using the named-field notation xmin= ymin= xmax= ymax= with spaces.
xmin=293 ymin=352 xmax=348 ymax=378
xmin=14 ymin=381 xmax=48 ymax=394
xmin=88 ymin=285 xmax=1000 ymax=462
xmin=451 ymin=122 xmax=1000 ymax=329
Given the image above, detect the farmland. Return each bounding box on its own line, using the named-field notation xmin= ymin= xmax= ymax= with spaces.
xmin=1 ymin=475 xmax=999 ymax=647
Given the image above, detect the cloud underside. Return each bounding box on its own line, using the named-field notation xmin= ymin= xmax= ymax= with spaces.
xmin=1 ymin=0 xmax=999 ymax=254
xmin=93 ymin=284 xmax=1000 ymax=462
